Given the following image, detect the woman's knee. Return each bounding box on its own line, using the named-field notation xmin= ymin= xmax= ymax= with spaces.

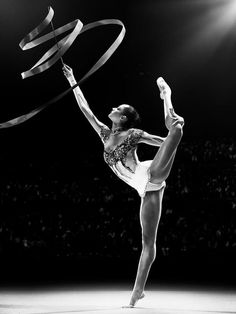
xmin=142 ymin=234 xmax=156 ymax=252
xmin=142 ymin=241 xmax=156 ymax=262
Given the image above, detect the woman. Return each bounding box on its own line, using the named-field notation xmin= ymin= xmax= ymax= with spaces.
xmin=63 ymin=64 xmax=184 ymax=307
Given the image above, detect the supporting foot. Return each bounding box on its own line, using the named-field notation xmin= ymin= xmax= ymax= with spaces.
xmin=122 ymin=290 xmax=145 ymax=308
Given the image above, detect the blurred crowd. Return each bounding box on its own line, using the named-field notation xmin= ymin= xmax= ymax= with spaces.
xmin=0 ymin=137 xmax=235 ymax=262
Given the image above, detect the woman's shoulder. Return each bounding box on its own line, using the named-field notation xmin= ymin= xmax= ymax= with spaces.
xmin=130 ymin=128 xmax=144 ymax=136
xmin=129 ymin=128 xmax=144 ymax=144
xmin=100 ymin=125 xmax=111 ymax=143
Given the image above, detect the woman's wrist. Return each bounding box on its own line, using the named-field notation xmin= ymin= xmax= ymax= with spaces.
xmin=67 ymin=76 xmax=77 ymax=86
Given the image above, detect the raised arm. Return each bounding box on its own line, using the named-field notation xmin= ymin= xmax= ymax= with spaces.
xmin=138 ymin=131 xmax=166 ymax=147
xmin=63 ymin=64 xmax=108 ymax=136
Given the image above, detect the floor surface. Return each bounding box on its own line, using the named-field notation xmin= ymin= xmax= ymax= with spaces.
xmin=0 ymin=283 xmax=236 ymax=314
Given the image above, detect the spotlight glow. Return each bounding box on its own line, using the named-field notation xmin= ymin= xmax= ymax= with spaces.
xmin=213 ymin=0 xmax=236 ymax=32
xmin=165 ymin=0 xmax=236 ymax=71
xmin=189 ymin=0 xmax=236 ymax=52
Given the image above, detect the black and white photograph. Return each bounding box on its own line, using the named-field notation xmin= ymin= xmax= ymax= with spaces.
xmin=0 ymin=0 xmax=235 ymax=313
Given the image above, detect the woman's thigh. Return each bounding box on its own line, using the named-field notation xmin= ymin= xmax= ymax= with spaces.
xmin=150 ymin=148 xmax=177 ymax=185
xmin=149 ymin=126 xmax=182 ymax=184
xmin=140 ymin=187 xmax=165 ymax=244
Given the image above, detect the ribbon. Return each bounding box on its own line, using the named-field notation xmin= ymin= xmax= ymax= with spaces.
xmin=0 ymin=7 xmax=126 ymax=128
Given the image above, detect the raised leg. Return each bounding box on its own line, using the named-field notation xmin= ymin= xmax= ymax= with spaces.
xmin=127 ymin=188 xmax=164 ymax=307
xmin=156 ymin=77 xmax=184 ymax=130
xmin=149 ymin=77 xmax=184 ymax=184
xmin=149 ymin=125 xmax=182 ymax=184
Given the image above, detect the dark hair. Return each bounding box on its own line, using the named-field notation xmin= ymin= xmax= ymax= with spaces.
xmin=121 ymin=105 xmax=141 ymax=130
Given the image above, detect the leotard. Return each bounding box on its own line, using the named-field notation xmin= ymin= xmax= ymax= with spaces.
xmin=100 ymin=126 xmax=166 ymax=198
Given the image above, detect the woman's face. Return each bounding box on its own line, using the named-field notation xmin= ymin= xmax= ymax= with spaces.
xmin=108 ymin=104 xmax=129 ymax=124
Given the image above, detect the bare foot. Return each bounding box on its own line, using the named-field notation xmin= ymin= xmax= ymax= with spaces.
xmin=156 ymin=77 xmax=172 ymax=99
xmin=122 ymin=290 xmax=145 ymax=308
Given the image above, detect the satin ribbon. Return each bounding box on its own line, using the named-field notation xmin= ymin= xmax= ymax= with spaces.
xmin=0 ymin=7 xmax=126 ymax=128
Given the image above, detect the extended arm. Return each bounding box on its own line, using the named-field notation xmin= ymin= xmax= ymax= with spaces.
xmin=63 ymin=64 xmax=106 ymax=136
xmin=138 ymin=131 xmax=166 ymax=147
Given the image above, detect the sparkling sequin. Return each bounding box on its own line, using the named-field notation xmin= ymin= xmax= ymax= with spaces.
xmin=100 ymin=126 xmax=143 ymax=170
xmin=100 ymin=126 xmax=165 ymax=197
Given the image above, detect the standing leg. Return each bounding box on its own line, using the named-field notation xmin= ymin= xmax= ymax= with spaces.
xmin=127 ymin=188 xmax=165 ymax=307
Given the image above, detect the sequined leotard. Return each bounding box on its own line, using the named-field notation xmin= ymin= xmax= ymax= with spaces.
xmin=100 ymin=126 xmax=166 ymax=197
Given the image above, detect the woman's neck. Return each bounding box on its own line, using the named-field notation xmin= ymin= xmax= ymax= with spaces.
xmin=111 ymin=124 xmax=125 ymax=135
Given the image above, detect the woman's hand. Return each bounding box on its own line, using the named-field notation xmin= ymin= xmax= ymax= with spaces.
xmin=62 ymin=63 xmax=77 ymax=86
xmin=62 ymin=63 xmax=74 ymax=79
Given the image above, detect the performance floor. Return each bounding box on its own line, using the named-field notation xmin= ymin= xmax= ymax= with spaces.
xmin=0 ymin=283 xmax=236 ymax=314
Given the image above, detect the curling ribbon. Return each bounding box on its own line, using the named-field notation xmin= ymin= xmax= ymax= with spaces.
xmin=0 ymin=7 xmax=126 ymax=128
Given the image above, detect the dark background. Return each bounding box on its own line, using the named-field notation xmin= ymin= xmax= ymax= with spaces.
xmin=0 ymin=0 xmax=235 ymax=287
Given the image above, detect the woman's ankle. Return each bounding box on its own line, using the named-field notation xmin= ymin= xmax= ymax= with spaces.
xmin=129 ymin=289 xmax=145 ymax=306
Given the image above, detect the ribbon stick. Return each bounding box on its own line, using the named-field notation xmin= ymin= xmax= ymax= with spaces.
xmin=48 ymin=6 xmax=64 ymax=67
xmin=19 ymin=7 xmax=83 ymax=79
xmin=0 ymin=7 xmax=126 ymax=128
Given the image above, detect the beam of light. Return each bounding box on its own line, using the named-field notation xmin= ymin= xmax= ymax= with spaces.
xmin=187 ymin=0 xmax=236 ymax=52
xmin=163 ymin=0 xmax=236 ymax=73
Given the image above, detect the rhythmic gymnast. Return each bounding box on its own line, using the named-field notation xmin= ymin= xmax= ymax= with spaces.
xmin=63 ymin=64 xmax=184 ymax=307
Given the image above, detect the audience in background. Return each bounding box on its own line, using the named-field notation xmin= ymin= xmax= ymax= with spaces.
xmin=0 ymin=138 xmax=235 ymax=260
